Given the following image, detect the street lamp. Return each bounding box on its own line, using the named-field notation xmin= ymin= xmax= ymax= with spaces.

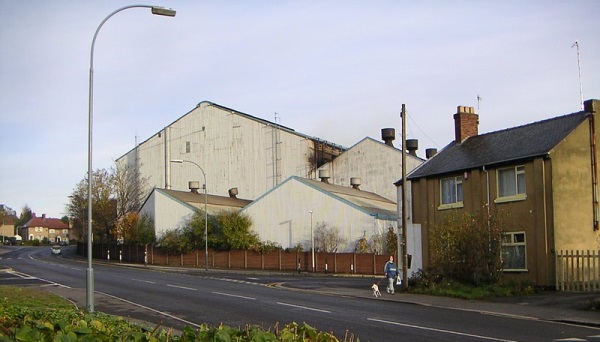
xmin=170 ymin=159 xmax=209 ymax=271
xmin=309 ymin=210 xmax=314 ymax=272
xmin=87 ymin=4 xmax=175 ymax=313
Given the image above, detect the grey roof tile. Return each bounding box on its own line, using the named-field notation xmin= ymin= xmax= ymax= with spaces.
xmin=408 ymin=111 xmax=590 ymax=180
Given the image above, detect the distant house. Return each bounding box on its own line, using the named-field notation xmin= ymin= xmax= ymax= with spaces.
xmin=20 ymin=214 xmax=70 ymax=243
xmin=139 ymin=185 xmax=252 ymax=238
xmin=406 ymin=100 xmax=600 ymax=287
xmin=241 ymin=175 xmax=398 ymax=252
xmin=0 ymin=214 xmax=16 ymax=239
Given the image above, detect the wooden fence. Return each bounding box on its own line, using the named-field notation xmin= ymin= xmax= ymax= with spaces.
xmin=80 ymin=243 xmax=392 ymax=276
xmin=556 ymin=250 xmax=600 ymax=292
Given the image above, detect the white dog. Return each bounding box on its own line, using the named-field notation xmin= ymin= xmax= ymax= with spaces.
xmin=371 ymin=284 xmax=381 ymax=297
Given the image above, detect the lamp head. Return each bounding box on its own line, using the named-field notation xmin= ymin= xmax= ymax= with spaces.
xmin=151 ymin=7 xmax=176 ymax=17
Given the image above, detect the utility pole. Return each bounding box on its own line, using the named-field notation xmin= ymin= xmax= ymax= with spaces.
xmin=400 ymin=104 xmax=408 ymax=290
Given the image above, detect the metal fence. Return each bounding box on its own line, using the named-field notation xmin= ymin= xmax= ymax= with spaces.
xmin=556 ymin=250 xmax=600 ymax=291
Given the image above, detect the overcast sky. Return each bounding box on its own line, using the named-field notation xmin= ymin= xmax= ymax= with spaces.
xmin=1 ymin=1 xmax=598 ymax=219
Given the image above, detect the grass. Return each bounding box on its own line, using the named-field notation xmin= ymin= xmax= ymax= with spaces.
xmin=0 ymin=285 xmax=73 ymax=309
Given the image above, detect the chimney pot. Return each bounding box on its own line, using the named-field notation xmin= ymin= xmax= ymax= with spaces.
xmin=318 ymin=169 xmax=330 ymax=183
xmin=381 ymin=128 xmax=396 ymax=147
xmin=350 ymin=177 xmax=361 ymax=190
xmin=426 ymin=148 xmax=438 ymax=159
xmin=228 ymin=188 xmax=238 ymax=198
xmin=189 ymin=181 xmax=200 ymax=194
xmin=406 ymin=139 xmax=418 ymax=156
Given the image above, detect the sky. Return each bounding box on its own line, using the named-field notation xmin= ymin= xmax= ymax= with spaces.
xmin=1 ymin=1 xmax=598 ymax=219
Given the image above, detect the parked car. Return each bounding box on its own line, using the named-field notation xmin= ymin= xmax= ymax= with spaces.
xmin=58 ymin=241 xmax=68 ymax=246
xmin=51 ymin=245 xmax=62 ymax=255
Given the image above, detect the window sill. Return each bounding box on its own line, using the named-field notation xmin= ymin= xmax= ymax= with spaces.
xmin=438 ymin=202 xmax=464 ymax=210
xmin=494 ymin=194 xmax=527 ymax=204
xmin=503 ymin=268 xmax=528 ymax=272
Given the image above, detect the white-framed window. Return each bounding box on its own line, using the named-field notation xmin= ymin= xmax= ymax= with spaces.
xmin=496 ymin=165 xmax=526 ymax=201
xmin=502 ymin=232 xmax=527 ymax=271
xmin=439 ymin=176 xmax=463 ymax=209
xmin=49 ymin=229 xmax=55 ymax=234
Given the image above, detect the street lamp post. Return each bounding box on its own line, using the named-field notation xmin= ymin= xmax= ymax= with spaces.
xmin=87 ymin=5 xmax=175 ymax=313
xmin=309 ymin=210 xmax=314 ymax=272
xmin=170 ymin=159 xmax=208 ymax=270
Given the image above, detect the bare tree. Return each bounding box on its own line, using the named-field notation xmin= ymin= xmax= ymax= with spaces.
xmin=112 ymin=162 xmax=148 ymax=221
xmin=314 ymin=222 xmax=346 ymax=252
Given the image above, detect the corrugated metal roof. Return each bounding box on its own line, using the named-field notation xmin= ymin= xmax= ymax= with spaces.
xmin=297 ymin=177 xmax=398 ymax=220
xmin=158 ymin=188 xmax=252 ymax=209
xmin=407 ymin=110 xmax=590 ymax=180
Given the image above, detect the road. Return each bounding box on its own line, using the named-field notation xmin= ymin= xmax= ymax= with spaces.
xmin=1 ymin=245 xmax=599 ymax=341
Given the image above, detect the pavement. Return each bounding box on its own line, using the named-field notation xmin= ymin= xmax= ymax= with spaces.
xmin=2 ymin=246 xmax=599 ymax=330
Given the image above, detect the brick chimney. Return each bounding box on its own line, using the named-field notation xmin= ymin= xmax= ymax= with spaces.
xmin=454 ymin=105 xmax=478 ymax=143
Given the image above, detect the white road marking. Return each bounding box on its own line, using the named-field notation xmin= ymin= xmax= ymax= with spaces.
xmin=212 ymin=292 xmax=256 ymax=300
xmin=98 ymin=291 xmax=201 ymax=328
xmin=552 ymin=338 xmax=587 ymax=341
xmin=167 ymin=284 xmax=196 ymax=291
xmin=277 ymin=302 xmax=331 ymax=313
xmin=131 ymin=278 xmax=156 ymax=284
xmin=368 ymin=317 xmax=518 ymax=342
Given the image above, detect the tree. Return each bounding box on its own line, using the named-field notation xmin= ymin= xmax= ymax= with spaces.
xmin=354 ymin=232 xmax=369 ymax=253
xmin=214 ymin=211 xmax=258 ymax=250
xmin=14 ymin=205 xmax=32 ymax=235
xmin=384 ymin=226 xmax=397 ymax=255
xmin=66 ymin=169 xmax=116 ymax=243
xmin=112 ymin=162 xmax=148 ymax=222
xmin=157 ymin=228 xmax=191 ymax=255
xmin=314 ymin=222 xmax=346 ymax=252
xmin=430 ymin=205 xmax=507 ymax=285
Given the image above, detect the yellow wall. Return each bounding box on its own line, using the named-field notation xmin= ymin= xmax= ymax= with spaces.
xmin=551 ymin=116 xmax=600 ymax=251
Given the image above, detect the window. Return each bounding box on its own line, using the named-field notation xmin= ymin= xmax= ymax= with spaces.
xmin=185 ymin=141 xmax=191 ymax=153
xmin=502 ymin=232 xmax=526 ymax=271
xmin=440 ymin=176 xmax=463 ymax=208
xmin=497 ymin=165 xmax=526 ymax=198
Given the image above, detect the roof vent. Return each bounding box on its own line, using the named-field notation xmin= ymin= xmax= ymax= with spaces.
xmin=381 ymin=128 xmax=395 ymax=147
xmin=426 ymin=148 xmax=438 ymax=159
xmin=189 ymin=181 xmax=200 ymax=194
xmin=350 ymin=177 xmax=361 ymax=190
xmin=228 ymin=188 xmax=238 ymax=199
xmin=318 ymin=169 xmax=330 ymax=183
xmin=406 ymin=139 xmax=418 ymax=156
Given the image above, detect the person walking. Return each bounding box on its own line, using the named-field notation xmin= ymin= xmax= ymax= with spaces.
xmin=384 ymin=255 xmax=399 ymax=294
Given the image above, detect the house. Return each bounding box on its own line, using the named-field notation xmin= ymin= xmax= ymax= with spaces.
xmin=19 ymin=213 xmax=70 ymax=244
xmin=116 ymin=101 xmax=345 ymax=205
xmin=318 ymin=130 xmax=425 ymax=202
xmin=406 ymin=99 xmax=600 ymax=287
xmin=139 ymin=184 xmax=252 ymax=237
xmin=241 ymin=175 xmax=398 ymax=252
xmin=1 ymin=215 xmax=16 ymax=239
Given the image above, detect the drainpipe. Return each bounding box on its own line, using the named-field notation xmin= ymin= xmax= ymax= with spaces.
xmin=589 ymin=111 xmax=599 ymax=231
xmin=482 ymin=166 xmax=490 ymax=221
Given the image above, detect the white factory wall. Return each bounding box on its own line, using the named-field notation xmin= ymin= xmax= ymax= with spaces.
xmin=117 ymin=102 xmax=320 ymax=202
xmin=242 ymin=177 xmax=397 ymax=252
xmin=317 ymin=137 xmax=423 ymax=202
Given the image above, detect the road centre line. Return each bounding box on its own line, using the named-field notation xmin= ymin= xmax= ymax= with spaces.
xmin=131 ymin=278 xmax=156 ymax=284
xmin=167 ymin=284 xmax=197 ymax=291
xmin=277 ymin=302 xmax=331 ymax=313
xmin=367 ymin=318 xmax=517 ymax=342
xmin=212 ymin=292 xmax=256 ymax=300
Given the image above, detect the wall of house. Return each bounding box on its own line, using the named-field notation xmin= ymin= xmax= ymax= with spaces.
xmin=117 ymin=102 xmax=330 ymax=204
xmin=242 ymin=178 xmax=397 ymax=252
xmin=410 ymin=160 xmax=557 ymax=286
xmin=551 ymin=118 xmax=599 ymax=251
